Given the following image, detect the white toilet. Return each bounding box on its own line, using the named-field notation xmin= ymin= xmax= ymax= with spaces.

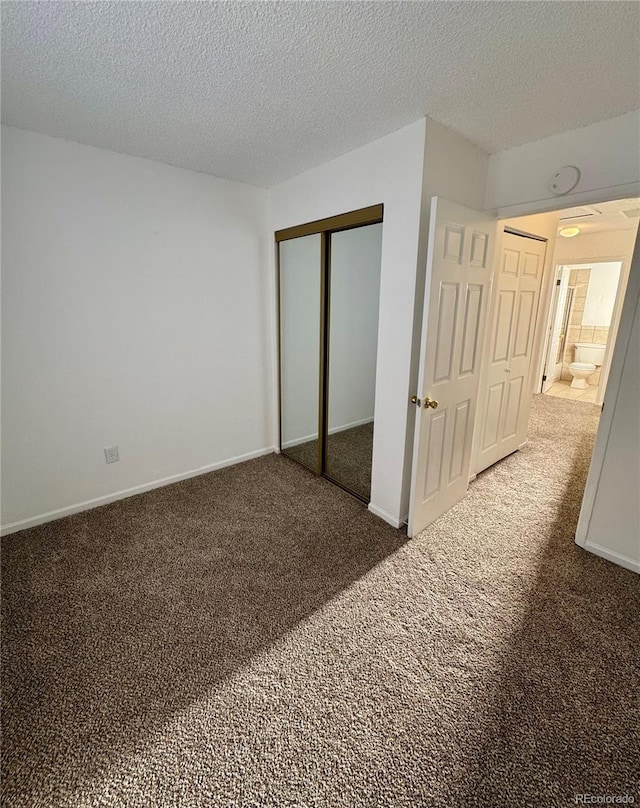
xmin=569 ymin=342 xmax=606 ymax=389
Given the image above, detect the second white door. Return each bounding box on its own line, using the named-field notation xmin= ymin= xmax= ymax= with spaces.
xmin=472 ymin=230 xmax=547 ymax=476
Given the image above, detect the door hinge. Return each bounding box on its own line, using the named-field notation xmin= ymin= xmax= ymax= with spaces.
xmin=556 ymin=279 xmax=561 ymax=286
xmin=542 ymin=374 xmax=547 ymax=381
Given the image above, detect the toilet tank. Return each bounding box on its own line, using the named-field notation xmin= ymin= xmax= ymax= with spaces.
xmin=575 ymin=342 xmax=606 ymax=366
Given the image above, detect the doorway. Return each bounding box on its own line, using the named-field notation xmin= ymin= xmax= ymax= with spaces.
xmin=541 ymin=261 xmax=624 ymax=404
xmin=535 ymin=199 xmax=640 ymax=410
xmin=408 ymin=194 xmax=639 ymax=539
xmin=475 ymin=199 xmax=638 ymax=469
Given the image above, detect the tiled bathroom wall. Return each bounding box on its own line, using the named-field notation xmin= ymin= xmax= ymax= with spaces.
xmin=561 ymin=268 xmax=609 ymax=383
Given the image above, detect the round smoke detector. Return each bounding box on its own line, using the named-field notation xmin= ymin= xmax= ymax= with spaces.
xmin=550 ymin=165 xmax=581 ymax=196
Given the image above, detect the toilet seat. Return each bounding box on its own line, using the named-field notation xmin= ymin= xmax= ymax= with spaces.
xmin=570 ymin=362 xmax=596 ymax=371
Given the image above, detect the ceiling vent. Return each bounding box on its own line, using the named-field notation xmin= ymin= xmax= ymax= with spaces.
xmin=622 ymin=208 xmax=640 ymax=219
xmin=559 ymin=206 xmax=602 ymax=222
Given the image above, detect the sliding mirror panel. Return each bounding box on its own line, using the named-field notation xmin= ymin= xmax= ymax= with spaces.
xmin=326 ymin=223 xmax=383 ymax=499
xmin=279 ymin=233 xmax=322 ymax=471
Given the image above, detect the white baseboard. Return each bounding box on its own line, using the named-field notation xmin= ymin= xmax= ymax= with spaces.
xmin=580 ymin=540 xmax=640 ymax=575
xmin=282 ymin=417 xmax=374 ymax=449
xmin=281 ymin=432 xmax=317 ymax=450
xmin=1 ymin=446 xmax=277 ymax=537
xmin=368 ymin=502 xmax=406 ymax=529
xmin=328 ymin=417 xmax=374 ymax=436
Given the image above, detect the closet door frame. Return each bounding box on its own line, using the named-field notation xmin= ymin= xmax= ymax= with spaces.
xmin=275 ymin=204 xmax=383 ymax=496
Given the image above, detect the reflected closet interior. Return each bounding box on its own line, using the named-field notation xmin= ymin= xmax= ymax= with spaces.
xmin=277 ymin=205 xmax=383 ymax=502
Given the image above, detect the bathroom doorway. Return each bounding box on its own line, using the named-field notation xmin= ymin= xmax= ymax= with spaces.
xmin=412 ymin=192 xmax=639 ymax=568
xmin=541 ymin=260 xmax=624 ymax=405
xmin=470 ymin=197 xmax=639 ymax=480
xmin=534 ymin=197 xmax=640 ymax=409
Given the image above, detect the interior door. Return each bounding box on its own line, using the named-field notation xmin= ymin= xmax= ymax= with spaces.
xmin=473 ymin=230 xmax=547 ymax=476
xmin=542 ymin=266 xmax=569 ymax=392
xmin=407 ymin=197 xmax=496 ymax=538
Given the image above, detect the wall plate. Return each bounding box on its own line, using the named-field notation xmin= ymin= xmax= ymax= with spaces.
xmin=550 ymin=165 xmax=581 ymax=196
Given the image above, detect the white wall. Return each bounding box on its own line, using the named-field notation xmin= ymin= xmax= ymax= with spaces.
xmin=553 ymin=228 xmax=639 ymax=264
xmin=270 ymin=119 xmax=427 ymax=527
xmin=485 ymin=110 xmax=640 ymax=217
xmin=576 ymin=237 xmax=640 ymax=573
xmin=422 ymin=118 xmax=489 ymax=213
xmin=582 ymin=262 xmax=623 ymax=327
xmin=1 ymin=126 xmax=272 ymax=532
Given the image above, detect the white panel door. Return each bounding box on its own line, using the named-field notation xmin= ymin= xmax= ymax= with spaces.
xmin=473 ymin=231 xmax=547 ymax=475
xmin=408 ymin=198 xmax=496 ymax=538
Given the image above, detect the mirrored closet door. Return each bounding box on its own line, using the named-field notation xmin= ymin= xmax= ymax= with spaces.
xmin=279 ymin=233 xmax=322 ymax=472
xmin=276 ymin=206 xmax=383 ymax=502
xmin=326 ymin=223 xmax=382 ymax=499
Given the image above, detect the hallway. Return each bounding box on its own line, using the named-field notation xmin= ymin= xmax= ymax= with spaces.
xmin=2 ymin=396 xmax=638 ymax=808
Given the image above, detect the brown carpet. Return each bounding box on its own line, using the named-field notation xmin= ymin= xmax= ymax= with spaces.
xmin=283 ymin=434 xmax=320 ymax=471
xmin=286 ymin=422 xmax=374 ymax=499
xmin=2 ymin=395 xmax=639 ymax=807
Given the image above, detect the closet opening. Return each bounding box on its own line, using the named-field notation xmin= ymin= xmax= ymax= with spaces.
xmin=275 ymin=204 xmax=384 ymax=503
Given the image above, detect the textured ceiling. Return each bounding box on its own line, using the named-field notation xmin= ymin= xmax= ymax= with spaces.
xmin=2 ymin=1 xmax=639 ymax=187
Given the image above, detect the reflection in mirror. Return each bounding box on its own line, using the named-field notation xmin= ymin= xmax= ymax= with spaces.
xmin=279 ymin=234 xmax=321 ymax=471
xmin=326 ymin=223 xmax=383 ymax=500
xmin=582 ymin=262 xmax=622 ymax=326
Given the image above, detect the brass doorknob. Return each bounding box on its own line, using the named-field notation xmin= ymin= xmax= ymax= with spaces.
xmin=424 ymin=397 xmax=439 ymax=409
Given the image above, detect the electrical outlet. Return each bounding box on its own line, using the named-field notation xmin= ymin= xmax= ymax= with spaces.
xmin=104 ymin=445 xmax=120 ymax=464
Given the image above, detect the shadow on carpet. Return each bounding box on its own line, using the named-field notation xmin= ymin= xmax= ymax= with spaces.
xmin=2 ymin=395 xmax=638 ymax=807
xmin=427 ymin=397 xmax=640 ymax=806
xmin=1 ymin=455 xmax=407 ymax=806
